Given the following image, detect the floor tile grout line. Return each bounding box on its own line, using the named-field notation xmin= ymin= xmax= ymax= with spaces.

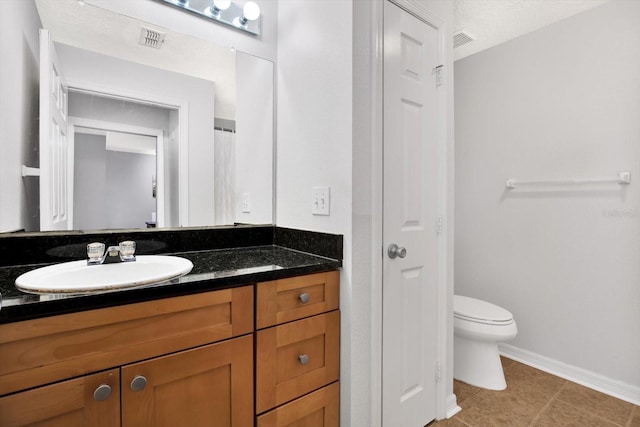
xmin=465 ymin=385 xmax=481 ymax=404
xmin=456 ymin=417 xmax=474 ymax=427
xmin=527 ymin=379 xmax=568 ymax=426
xmin=454 ymin=380 xmax=481 ymax=406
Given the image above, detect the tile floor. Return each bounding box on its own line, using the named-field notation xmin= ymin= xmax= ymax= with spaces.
xmin=429 ymin=357 xmax=640 ymax=427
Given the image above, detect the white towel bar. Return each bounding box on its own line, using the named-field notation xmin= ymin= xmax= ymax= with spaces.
xmin=506 ymin=171 xmax=630 ymax=189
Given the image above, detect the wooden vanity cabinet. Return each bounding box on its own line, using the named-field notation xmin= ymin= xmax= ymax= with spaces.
xmin=0 ymin=270 xmax=341 ymax=427
xmin=256 ymin=271 xmax=340 ymax=427
xmin=0 ymin=286 xmax=253 ymax=427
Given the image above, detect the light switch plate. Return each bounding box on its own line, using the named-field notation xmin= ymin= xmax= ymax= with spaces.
xmin=312 ymin=186 xmax=330 ymax=215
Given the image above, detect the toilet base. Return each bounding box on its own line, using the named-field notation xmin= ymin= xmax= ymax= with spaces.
xmin=454 ymin=335 xmax=507 ymax=390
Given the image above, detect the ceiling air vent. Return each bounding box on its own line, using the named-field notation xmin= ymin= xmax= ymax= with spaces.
xmin=454 ymin=30 xmax=475 ymax=48
xmin=139 ymin=27 xmax=166 ymax=49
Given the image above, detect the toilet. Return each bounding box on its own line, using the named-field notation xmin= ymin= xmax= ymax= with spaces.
xmin=454 ymin=295 xmax=517 ymax=390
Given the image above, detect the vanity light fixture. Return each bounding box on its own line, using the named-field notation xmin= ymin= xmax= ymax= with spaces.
xmin=154 ymin=0 xmax=261 ymax=36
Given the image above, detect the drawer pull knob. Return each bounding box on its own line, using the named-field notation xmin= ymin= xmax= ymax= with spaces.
xmin=93 ymin=384 xmax=112 ymax=401
xmin=298 ymin=293 xmax=310 ymax=304
xmin=130 ymin=375 xmax=147 ymax=392
xmin=298 ymin=354 xmax=310 ymax=365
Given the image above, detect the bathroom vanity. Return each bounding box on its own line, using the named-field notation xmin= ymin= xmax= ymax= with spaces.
xmin=0 ymin=226 xmax=342 ymax=427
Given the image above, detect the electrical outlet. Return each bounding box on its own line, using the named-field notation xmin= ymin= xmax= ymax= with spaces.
xmin=312 ymin=186 xmax=330 ymax=215
xmin=241 ymin=193 xmax=251 ymax=213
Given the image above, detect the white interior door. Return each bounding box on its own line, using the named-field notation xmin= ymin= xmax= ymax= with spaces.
xmin=39 ymin=29 xmax=70 ymax=231
xmin=382 ymin=1 xmax=441 ymax=425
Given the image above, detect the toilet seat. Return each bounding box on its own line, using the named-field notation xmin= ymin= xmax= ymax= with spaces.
xmin=454 ymin=295 xmax=514 ymax=325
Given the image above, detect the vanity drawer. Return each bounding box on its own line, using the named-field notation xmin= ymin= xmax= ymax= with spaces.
xmin=257 ymin=381 xmax=339 ymax=427
xmin=256 ymin=310 xmax=340 ymax=414
xmin=256 ymin=271 xmax=339 ymax=329
xmin=0 ymin=285 xmax=253 ymax=396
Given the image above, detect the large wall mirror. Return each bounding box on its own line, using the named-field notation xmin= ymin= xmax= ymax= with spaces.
xmin=0 ymin=0 xmax=274 ymax=234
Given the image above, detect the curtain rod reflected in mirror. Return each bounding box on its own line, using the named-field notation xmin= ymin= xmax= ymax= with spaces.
xmin=154 ymin=0 xmax=261 ymax=36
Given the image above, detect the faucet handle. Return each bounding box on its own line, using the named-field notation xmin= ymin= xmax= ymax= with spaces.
xmin=87 ymin=242 xmax=105 ymax=260
xmin=119 ymin=241 xmax=136 ymax=261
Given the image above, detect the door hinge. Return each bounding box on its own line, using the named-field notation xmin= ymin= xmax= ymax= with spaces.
xmin=436 ymin=217 xmax=443 ymax=234
xmin=435 ymin=361 xmax=442 ymax=382
xmin=433 ymin=64 xmax=444 ymax=87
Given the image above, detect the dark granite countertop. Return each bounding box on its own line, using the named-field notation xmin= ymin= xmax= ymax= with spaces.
xmin=0 ymin=245 xmax=341 ymax=324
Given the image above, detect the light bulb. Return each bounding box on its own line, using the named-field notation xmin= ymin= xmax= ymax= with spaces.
xmin=242 ymin=1 xmax=260 ymax=21
xmin=205 ymin=0 xmax=231 ymax=17
xmin=213 ymin=0 xmax=231 ymax=10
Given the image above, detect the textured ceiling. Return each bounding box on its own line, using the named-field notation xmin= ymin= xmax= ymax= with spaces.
xmin=454 ymin=0 xmax=611 ymax=61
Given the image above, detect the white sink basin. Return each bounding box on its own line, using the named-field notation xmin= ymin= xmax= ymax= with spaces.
xmin=15 ymin=255 xmax=194 ymax=294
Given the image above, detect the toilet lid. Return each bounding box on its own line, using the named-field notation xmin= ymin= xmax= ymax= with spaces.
xmin=454 ymin=295 xmax=513 ymax=324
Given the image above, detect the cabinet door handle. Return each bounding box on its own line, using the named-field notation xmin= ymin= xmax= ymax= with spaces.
xmin=298 ymin=354 xmax=310 ymax=365
xmin=93 ymin=384 xmax=112 ymax=401
xmin=130 ymin=375 xmax=148 ymax=392
xmin=298 ymin=293 xmax=310 ymax=304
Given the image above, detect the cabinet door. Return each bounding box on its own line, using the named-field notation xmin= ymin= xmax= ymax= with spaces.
xmin=0 ymin=369 xmax=120 ymax=427
xmin=121 ymin=335 xmax=253 ymax=427
xmin=256 ymin=311 xmax=340 ymax=413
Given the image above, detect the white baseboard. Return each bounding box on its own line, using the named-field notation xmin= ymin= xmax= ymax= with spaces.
xmin=499 ymin=343 xmax=640 ymax=406
xmin=445 ymin=394 xmax=462 ymax=419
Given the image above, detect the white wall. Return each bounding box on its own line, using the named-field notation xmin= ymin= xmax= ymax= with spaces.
xmin=275 ymin=0 xmax=354 ymax=423
xmin=235 ymin=52 xmax=274 ymax=224
xmin=73 ymin=133 xmax=156 ymax=230
xmin=351 ymin=1 xmax=377 ymax=423
xmin=68 ymin=91 xmax=172 ymax=131
xmin=57 ymin=43 xmax=216 ymax=227
xmin=0 ymin=0 xmax=41 ymax=232
xmin=455 ymin=0 xmax=640 ymax=395
xmin=74 ymin=134 xmax=107 ymax=230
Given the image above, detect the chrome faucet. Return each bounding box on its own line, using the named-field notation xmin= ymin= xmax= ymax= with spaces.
xmin=87 ymin=241 xmax=137 ymax=265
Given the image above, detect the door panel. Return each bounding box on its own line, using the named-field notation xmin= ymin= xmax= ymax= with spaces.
xmin=39 ymin=29 xmax=70 ymax=231
xmin=383 ymin=1 xmax=440 ymax=426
